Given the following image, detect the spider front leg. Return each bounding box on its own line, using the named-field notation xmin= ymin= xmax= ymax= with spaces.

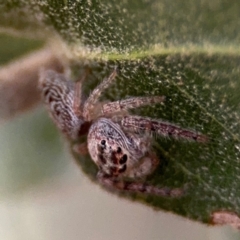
xmin=97 ymin=172 xmax=184 ymax=197
xmin=101 ymin=96 xmax=165 ymax=116
xmin=73 ymin=68 xmax=92 ymax=117
xmin=121 ymin=115 xmax=208 ymax=142
xmin=75 ymin=68 xmax=165 ymax=120
xmin=82 ymin=68 xmax=118 ymax=121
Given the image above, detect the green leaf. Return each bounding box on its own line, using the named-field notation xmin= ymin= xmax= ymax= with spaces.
xmin=1 ymin=0 xmax=240 ymax=52
xmin=70 ymin=55 xmax=240 ymax=224
xmin=1 ymin=0 xmax=240 ymax=225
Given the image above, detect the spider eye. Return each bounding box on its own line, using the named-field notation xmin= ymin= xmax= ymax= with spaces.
xmin=101 ymin=140 xmax=106 ymax=145
xmin=117 ymin=147 xmax=122 ymax=153
xmin=119 ymin=154 xmax=128 ymax=164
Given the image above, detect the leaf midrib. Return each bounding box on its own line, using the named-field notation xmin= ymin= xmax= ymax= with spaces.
xmin=68 ymin=44 xmax=240 ymax=60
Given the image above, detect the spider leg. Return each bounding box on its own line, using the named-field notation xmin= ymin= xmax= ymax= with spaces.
xmin=127 ymin=152 xmax=159 ymax=179
xmin=97 ymin=171 xmax=183 ymax=197
xmin=101 ymin=96 xmax=165 ymax=116
xmin=83 ymin=68 xmax=117 ymax=120
xmin=73 ymin=81 xmax=83 ymax=117
xmin=73 ymin=142 xmax=89 ymax=155
xmin=73 ymin=71 xmax=90 ymax=117
xmin=121 ymin=115 xmax=208 ymax=142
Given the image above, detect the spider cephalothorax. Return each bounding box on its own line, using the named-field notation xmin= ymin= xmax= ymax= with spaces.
xmin=39 ymin=68 xmax=207 ymax=197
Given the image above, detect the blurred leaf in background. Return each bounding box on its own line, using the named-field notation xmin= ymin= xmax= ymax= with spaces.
xmin=0 ymin=34 xmax=69 ymax=196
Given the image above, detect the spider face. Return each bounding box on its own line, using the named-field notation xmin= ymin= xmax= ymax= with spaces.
xmin=39 ymin=68 xmax=207 ymax=197
xmin=88 ymin=118 xmax=148 ymax=177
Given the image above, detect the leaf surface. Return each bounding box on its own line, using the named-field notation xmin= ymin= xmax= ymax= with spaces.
xmin=1 ymin=0 xmax=240 ymax=224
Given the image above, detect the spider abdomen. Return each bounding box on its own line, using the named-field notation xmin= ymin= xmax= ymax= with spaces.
xmin=39 ymin=70 xmax=85 ymax=139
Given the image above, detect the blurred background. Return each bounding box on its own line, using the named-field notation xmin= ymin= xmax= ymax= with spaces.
xmin=0 ymin=33 xmax=239 ymax=240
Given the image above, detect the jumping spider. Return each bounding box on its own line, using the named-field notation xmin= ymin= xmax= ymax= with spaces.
xmin=39 ymin=67 xmax=207 ymax=197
